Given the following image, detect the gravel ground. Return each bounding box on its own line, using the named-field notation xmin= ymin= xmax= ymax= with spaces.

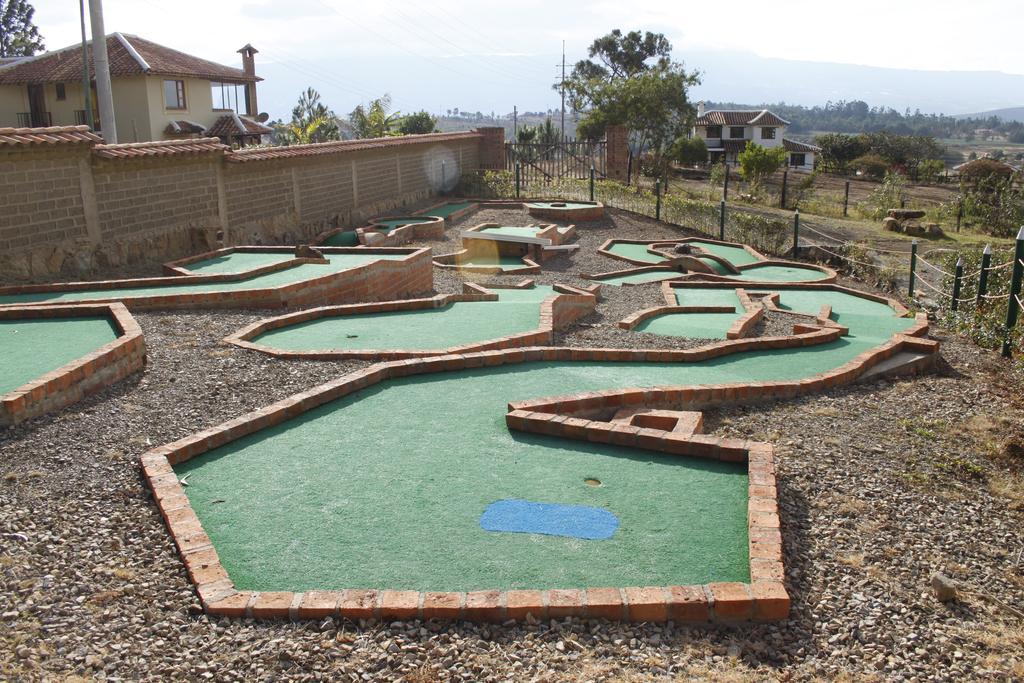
xmin=2 ymin=204 xmax=1023 ymax=681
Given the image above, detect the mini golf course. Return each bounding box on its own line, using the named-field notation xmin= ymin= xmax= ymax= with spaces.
xmin=593 ymin=238 xmax=834 ymax=286
xmin=243 ymin=286 xmax=558 ymax=355
xmin=0 ymin=315 xmax=119 ymax=395
xmin=635 ymin=288 xmax=747 ymax=341
xmin=119 ymin=203 xmax=938 ymax=623
xmin=153 ymin=280 xmax=930 ymax=621
xmin=0 ymin=250 xmax=420 ymax=310
xmin=177 ymin=251 xmax=297 ymax=275
xmin=1 ymin=303 xmax=146 ymax=425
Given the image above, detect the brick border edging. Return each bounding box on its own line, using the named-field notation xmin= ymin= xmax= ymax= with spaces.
xmin=525 ymin=201 xmax=606 ymax=223
xmin=617 ymin=286 xmax=764 ymax=341
xmin=432 ymin=250 xmax=542 ymax=275
xmin=162 ymin=246 xmax=330 ymax=277
xmin=1 ymin=303 xmax=146 ymax=426
xmin=0 ymin=248 xmax=433 ymax=312
xmin=141 ymin=284 xmax=937 ymax=623
xmin=594 ymin=237 xmax=838 ymax=285
xmin=222 ymin=282 xmax=598 ymax=360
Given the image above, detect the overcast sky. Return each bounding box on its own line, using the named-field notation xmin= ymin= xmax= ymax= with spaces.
xmin=34 ymin=0 xmax=1024 ymax=119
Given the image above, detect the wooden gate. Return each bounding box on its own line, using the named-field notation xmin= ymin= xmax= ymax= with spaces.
xmin=504 ymin=138 xmax=607 ymax=188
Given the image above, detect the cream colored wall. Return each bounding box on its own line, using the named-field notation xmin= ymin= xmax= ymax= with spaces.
xmin=144 ymin=76 xmax=222 ymax=140
xmin=107 ymin=76 xmax=152 ymax=143
xmin=0 ymin=85 xmax=28 ymax=126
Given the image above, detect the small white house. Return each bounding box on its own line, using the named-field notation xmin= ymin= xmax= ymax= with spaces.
xmin=693 ymin=103 xmax=818 ymax=170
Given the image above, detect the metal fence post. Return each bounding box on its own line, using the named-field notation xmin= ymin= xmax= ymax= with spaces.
xmin=719 ymin=200 xmax=726 ymax=240
xmin=514 ymin=162 xmax=521 ymax=198
xmin=843 ymin=180 xmax=850 ymax=217
xmin=977 ymin=244 xmax=992 ymax=305
xmin=792 ymin=210 xmax=800 ymax=256
xmin=951 ymin=257 xmax=964 ymax=312
xmin=908 ymin=239 xmax=918 ymax=297
xmin=1002 ymin=226 xmax=1024 ymax=357
xmin=780 ymin=170 xmax=788 ymax=209
xmin=589 ymin=165 xmax=595 ymax=201
xmin=655 ymin=179 xmax=662 ymax=221
xmin=956 ymin=199 xmax=964 ymax=233
xmin=723 ymin=163 xmax=730 ymax=201
xmin=626 ymin=151 xmax=633 ymax=186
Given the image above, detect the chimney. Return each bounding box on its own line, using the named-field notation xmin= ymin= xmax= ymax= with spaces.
xmin=697 ymin=101 xmax=705 ymax=118
xmin=237 ymin=44 xmax=258 ymax=116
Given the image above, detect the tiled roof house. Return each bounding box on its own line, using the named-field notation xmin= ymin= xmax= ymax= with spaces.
xmin=692 ymin=102 xmax=819 ymax=170
xmin=0 ymin=34 xmax=271 ymax=145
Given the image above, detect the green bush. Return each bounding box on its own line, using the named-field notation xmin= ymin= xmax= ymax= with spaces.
xmin=938 ymin=248 xmax=1021 ymax=356
xmin=859 ymin=171 xmax=906 ymax=220
xmin=852 ymin=153 xmax=889 ymax=180
xmin=729 ymin=212 xmax=790 ymax=256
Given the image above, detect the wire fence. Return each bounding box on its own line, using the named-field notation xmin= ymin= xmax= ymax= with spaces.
xmin=458 ymin=170 xmax=1024 ymax=358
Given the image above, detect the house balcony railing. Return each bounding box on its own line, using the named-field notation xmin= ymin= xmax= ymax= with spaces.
xmin=73 ymin=110 xmax=100 ymax=129
xmin=17 ymin=112 xmax=53 ymax=127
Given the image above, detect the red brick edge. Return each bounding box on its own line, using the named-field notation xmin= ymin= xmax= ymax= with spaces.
xmin=1 ymin=303 xmax=146 ymax=426
xmin=223 ymin=282 xmax=598 ymax=360
xmin=525 ymin=201 xmax=606 ymax=223
xmin=618 ymin=286 xmax=764 ymax=341
xmin=163 ymin=246 xmax=330 ymax=277
xmin=0 ymin=248 xmax=433 ymax=312
xmin=142 ymin=285 xmax=936 ymax=623
xmin=595 ymin=237 xmax=838 ymax=285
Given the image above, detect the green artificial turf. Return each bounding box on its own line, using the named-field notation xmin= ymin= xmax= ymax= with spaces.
xmin=253 ymin=287 xmax=555 ymax=351
xmin=592 ymin=270 xmax=680 ymax=286
xmin=0 ymin=316 xmax=119 ymax=394
xmin=605 ymin=242 xmax=665 ymax=264
xmin=183 ymin=252 xmax=296 ymax=274
xmin=425 ymin=202 xmax=474 ymax=218
xmin=635 ymin=288 xmax=743 ymax=340
xmin=0 ymin=253 xmax=406 ymax=305
xmin=177 ymin=288 xmax=914 ymax=593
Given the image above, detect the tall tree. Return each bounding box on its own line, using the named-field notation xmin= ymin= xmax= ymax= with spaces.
xmin=0 ymin=0 xmax=44 ymax=58
xmin=275 ymin=87 xmax=340 ymax=145
xmin=395 ymin=110 xmax=437 ymax=135
xmin=563 ymin=29 xmax=700 ymax=175
xmin=349 ymin=94 xmax=402 ymax=139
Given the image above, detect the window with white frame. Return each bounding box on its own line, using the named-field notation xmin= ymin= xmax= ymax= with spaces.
xmin=729 ymin=126 xmax=745 ymax=139
xmin=761 ymin=126 xmax=776 ymax=140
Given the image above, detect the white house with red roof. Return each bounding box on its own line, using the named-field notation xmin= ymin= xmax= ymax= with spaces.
xmin=693 ymin=102 xmax=818 ymax=170
xmin=0 ymin=34 xmax=272 ymax=145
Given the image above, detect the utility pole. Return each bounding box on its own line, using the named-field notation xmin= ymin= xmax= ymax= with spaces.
xmin=78 ymin=0 xmax=94 ymax=130
xmin=88 ymin=0 xmax=117 ymax=142
xmin=560 ymin=40 xmax=566 ymax=142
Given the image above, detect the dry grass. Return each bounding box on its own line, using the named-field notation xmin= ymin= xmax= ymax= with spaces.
xmin=988 ymin=472 xmax=1024 ymax=510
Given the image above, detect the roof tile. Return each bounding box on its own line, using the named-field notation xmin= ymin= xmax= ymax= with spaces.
xmin=0 ymin=34 xmax=257 ymax=85
xmin=0 ymin=125 xmax=103 ymax=147
xmin=697 ymin=110 xmax=789 ymax=127
xmin=227 ymin=131 xmax=482 ymax=162
xmin=92 ymin=138 xmax=228 ymax=159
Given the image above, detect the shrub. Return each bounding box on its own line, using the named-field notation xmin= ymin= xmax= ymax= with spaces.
xmin=859 ymin=171 xmax=906 ymax=219
xmin=737 ymin=142 xmax=787 ymax=189
xmin=917 ymin=159 xmax=945 ymax=183
xmin=708 ymin=162 xmax=726 ymax=188
xmin=852 ymin=153 xmax=889 ymax=180
xmin=670 ymin=136 xmax=708 ymax=167
xmin=729 ymin=212 xmax=789 ymax=256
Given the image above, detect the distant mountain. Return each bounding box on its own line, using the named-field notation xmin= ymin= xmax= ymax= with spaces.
xmin=687 ymin=50 xmax=1024 ymax=117
xmin=955 ymin=107 xmax=1024 ymax=122
xmin=255 ymin=49 xmax=1024 ymax=121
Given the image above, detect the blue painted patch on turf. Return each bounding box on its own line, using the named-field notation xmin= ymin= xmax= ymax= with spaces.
xmin=479 ymin=499 xmax=619 ymax=540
